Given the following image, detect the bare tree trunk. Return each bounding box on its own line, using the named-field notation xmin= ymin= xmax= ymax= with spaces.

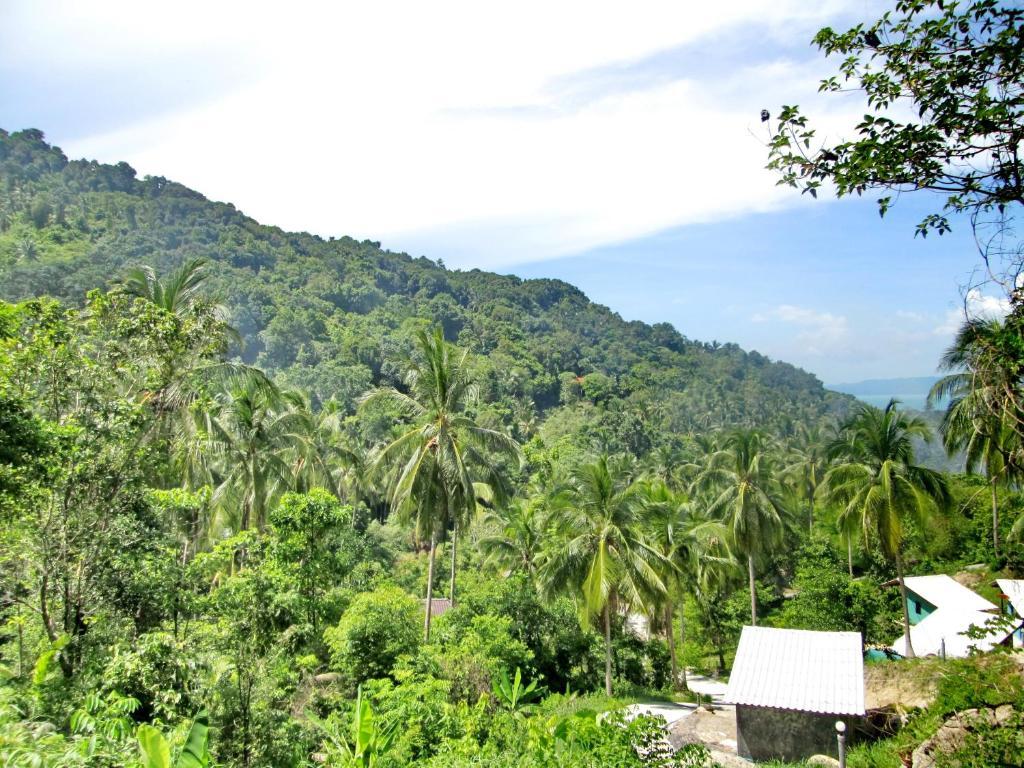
xmin=991 ymin=479 xmax=1000 ymax=558
xmin=679 ymin=609 xmax=688 ymax=690
xmin=16 ymin=622 xmax=23 ymax=680
xmin=895 ymin=550 xmax=916 ymax=658
xmin=808 ymin=497 xmax=814 ymax=536
xmin=666 ymin=602 xmax=679 ymax=690
xmin=449 ymin=523 xmax=458 ymax=608
xmin=747 ymin=554 xmax=758 ymax=626
xmin=424 ymin=532 xmax=437 ymax=641
xmin=604 ymin=602 xmax=613 ymax=697
xmin=847 ymin=536 xmax=854 ymax=578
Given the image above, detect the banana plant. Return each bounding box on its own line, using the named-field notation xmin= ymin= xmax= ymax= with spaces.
xmin=491 ymin=667 xmax=541 ymax=716
xmin=137 ymin=709 xmax=210 ymax=768
xmin=311 ymin=685 xmax=396 ymax=768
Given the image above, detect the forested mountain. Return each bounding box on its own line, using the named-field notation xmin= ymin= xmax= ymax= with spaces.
xmin=0 ymin=128 xmax=847 ymax=449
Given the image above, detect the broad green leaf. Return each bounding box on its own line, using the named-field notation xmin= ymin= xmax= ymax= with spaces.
xmin=137 ymin=724 xmax=171 ymax=768
xmin=178 ymin=709 xmax=210 ymax=768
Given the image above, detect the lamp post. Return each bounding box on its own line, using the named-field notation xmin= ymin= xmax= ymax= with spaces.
xmin=835 ymin=720 xmax=847 ymax=768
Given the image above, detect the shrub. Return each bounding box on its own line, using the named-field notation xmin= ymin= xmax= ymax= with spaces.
xmin=102 ymin=631 xmax=202 ymax=721
xmin=325 ymin=586 xmax=420 ymax=686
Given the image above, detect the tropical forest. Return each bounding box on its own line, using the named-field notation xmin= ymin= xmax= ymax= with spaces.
xmin=1 ymin=1 xmax=1023 ymax=767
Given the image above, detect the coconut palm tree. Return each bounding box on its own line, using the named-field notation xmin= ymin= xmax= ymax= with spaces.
xmin=931 ymin=318 xmax=1022 ymax=557
xmin=362 ymin=328 xmax=519 ymax=639
xmin=182 ymin=381 xmax=311 ymax=535
xmin=691 ymin=429 xmax=788 ymax=626
xmin=539 ymin=455 xmax=669 ymax=696
xmin=640 ymin=480 xmax=729 ymax=690
xmin=292 ymin=397 xmax=349 ymax=501
xmin=118 ymin=259 xmax=272 ymax=486
xmin=784 ymin=423 xmax=830 ymax=535
xmin=822 ymin=400 xmax=951 ymax=658
xmin=478 ymin=500 xmax=545 ymax=578
xmin=122 ymin=257 xmax=213 ymax=317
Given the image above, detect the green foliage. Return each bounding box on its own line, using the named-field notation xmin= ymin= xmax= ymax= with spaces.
xmin=933 ymin=654 xmax=1024 ymax=715
xmin=773 ymin=540 xmax=894 ymax=644
xmin=767 ymin=0 xmax=1024 ymax=238
xmin=102 ymin=632 xmax=201 ymax=722
xmin=137 ymin=709 xmax=211 ymax=768
xmin=429 ymin=613 xmax=534 ymax=702
xmin=312 ymin=686 xmax=397 ymax=768
xmin=326 ymin=587 xmax=420 ymax=687
xmin=937 ymin=708 xmax=1024 ymax=768
xmin=1 ymin=128 xmax=1023 ymax=768
xmin=271 ymin=490 xmax=357 ymax=630
xmin=0 ymin=129 xmax=847 ymax=448
xmin=491 ymin=667 xmax=540 ymax=715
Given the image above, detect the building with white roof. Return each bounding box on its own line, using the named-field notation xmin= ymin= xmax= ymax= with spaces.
xmin=886 ymin=574 xmax=1019 ymax=658
xmin=882 ymin=574 xmax=998 ymax=624
xmin=891 ymin=607 xmax=1016 ymax=658
xmin=994 ymin=579 xmax=1024 ymax=648
xmin=725 ymin=626 xmax=865 ymax=762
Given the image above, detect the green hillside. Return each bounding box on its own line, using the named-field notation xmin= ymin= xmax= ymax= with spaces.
xmin=0 ymin=128 xmax=847 ymax=450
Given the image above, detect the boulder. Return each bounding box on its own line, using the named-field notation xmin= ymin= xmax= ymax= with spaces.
xmin=806 ymin=755 xmax=840 ymax=767
xmin=911 ymin=706 xmax=1020 ymax=768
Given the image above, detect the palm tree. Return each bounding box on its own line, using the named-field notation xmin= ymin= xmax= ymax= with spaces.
xmin=182 ymin=381 xmax=311 ymax=534
xmin=822 ymin=400 xmax=951 ymax=658
xmin=362 ymin=328 xmax=519 ymax=639
xmin=122 ymin=257 xmax=213 ymax=317
xmin=931 ymin=319 xmax=1021 ymax=557
xmin=292 ymin=398 xmax=348 ymax=501
xmin=784 ymin=423 xmax=830 ymax=535
xmin=539 ymin=456 xmax=669 ymax=696
xmin=692 ymin=429 xmax=788 ymax=626
xmin=118 ymin=259 xmax=272 ymax=486
xmin=641 ymin=481 xmax=729 ymax=690
xmin=478 ymin=500 xmax=545 ymax=578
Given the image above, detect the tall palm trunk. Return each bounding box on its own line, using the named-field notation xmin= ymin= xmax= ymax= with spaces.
xmin=424 ymin=532 xmax=437 ymax=641
xmin=679 ymin=612 xmax=688 ymax=690
xmin=808 ymin=496 xmax=814 ymax=536
xmin=747 ymin=554 xmax=758 ymax=626
xmin=603 ymin=602 xmax=613 ymax=697
xmin=991 ymin=479 xmax=1000 ymax=558
xmin=895 ymin=550 xmax=916 ymax=658
xmin=449 ymin=523 xmax=458 ymax=608
xmin=847 ymin=536 xmax=854 ymax=578
xmin=665 ymin=602 xmax=679 ymax=690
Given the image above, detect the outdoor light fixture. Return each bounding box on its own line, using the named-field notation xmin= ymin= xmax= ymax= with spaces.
xmin=835 ymin=720 xmax=847 ymax=768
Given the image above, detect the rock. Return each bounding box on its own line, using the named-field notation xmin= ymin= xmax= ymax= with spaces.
xmin=995 ymin=704 xmax=1015 ymax=724
xmin=806 ymin=755 xmax=840 ymax=767
xmin=911 ymin=706 xmax=1020 ymax=768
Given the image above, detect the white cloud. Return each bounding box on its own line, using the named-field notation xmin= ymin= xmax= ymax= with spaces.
xmin=933 ymin=289 xmax=1011 ymax=336
xmin=3 ymin=0 xmax=880 ymax=268
xmin=751 ymin=304 xmax=849 ymax=355
xmin=895 ymin=310 xmax=924 ymax=322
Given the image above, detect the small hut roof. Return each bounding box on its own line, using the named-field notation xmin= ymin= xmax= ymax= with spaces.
xmin=725 ymin=626 xmax=865 ymax=715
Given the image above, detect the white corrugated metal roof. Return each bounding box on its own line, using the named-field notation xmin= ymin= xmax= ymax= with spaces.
xmin=724 ymin=626 xmax=865 ymax=715
xmin=995 ymin=579 xmax=1024 ymax=616
xmin=891 ymin=608 xmax=1017 ymax=658
xmin=897 ymin=575 xmax=997 ymax=613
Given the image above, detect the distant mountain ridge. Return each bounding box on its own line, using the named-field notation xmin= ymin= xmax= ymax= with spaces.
xmin=0 ymin=128 xmax=851 ymax=444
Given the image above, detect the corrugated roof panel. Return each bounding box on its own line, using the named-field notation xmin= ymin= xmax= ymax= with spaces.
xmin=724 ymin=626 xmax=864 ymax=715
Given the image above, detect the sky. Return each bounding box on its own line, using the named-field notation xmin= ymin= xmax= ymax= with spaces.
xmin=0 ymin=0 xmax=1010 ymax=384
